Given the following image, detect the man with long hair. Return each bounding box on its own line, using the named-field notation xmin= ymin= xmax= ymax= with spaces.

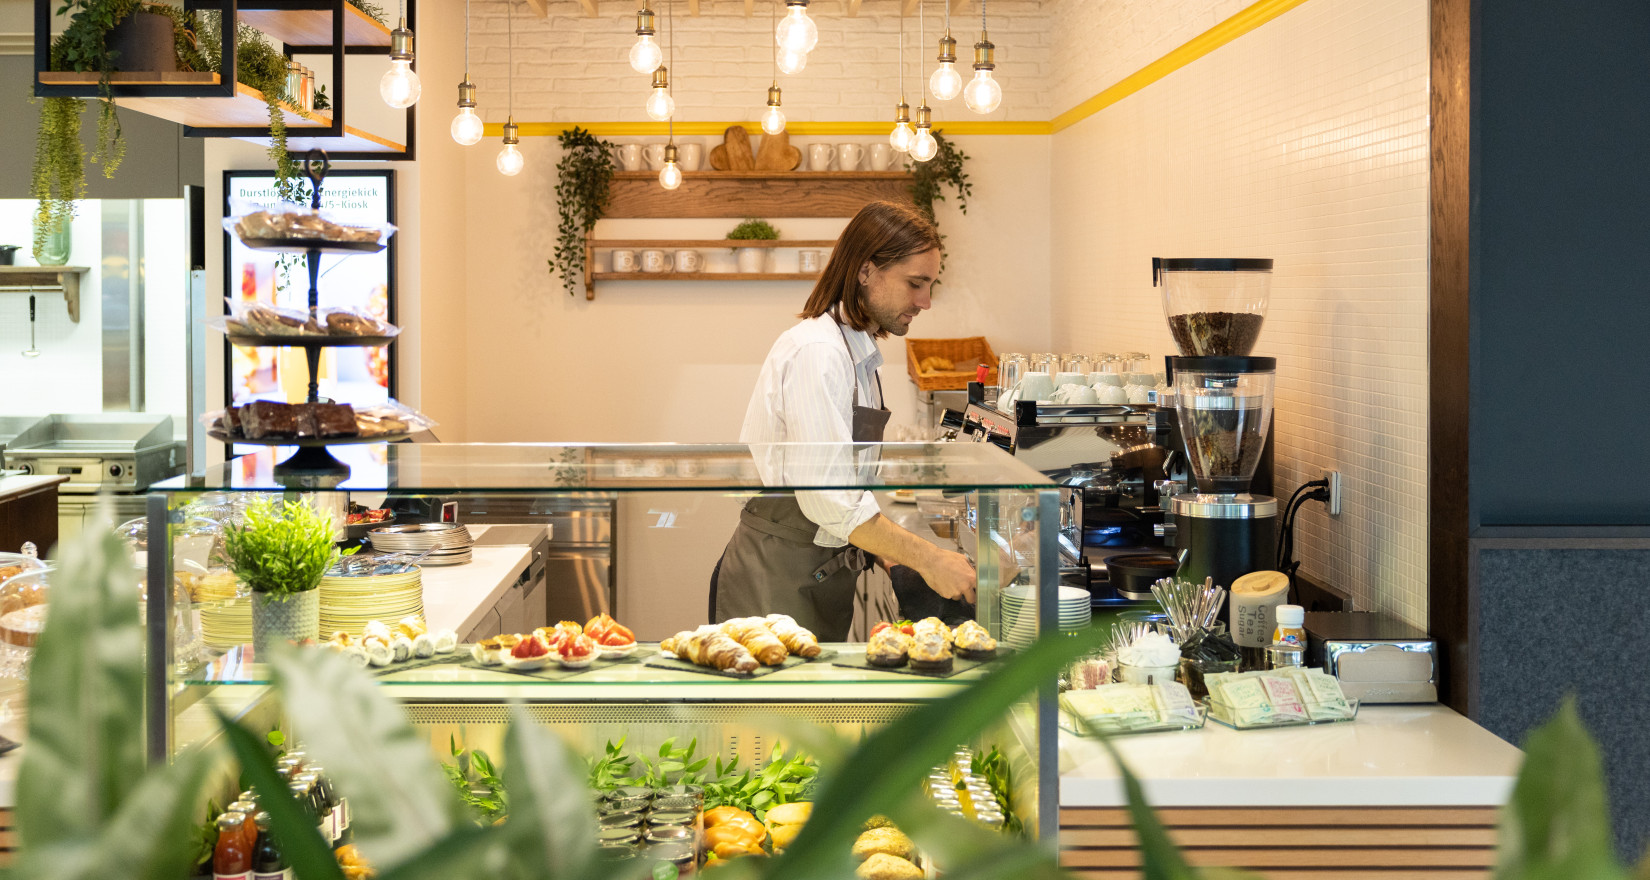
xmin=710 ymin=201 xmax=977 ymax=641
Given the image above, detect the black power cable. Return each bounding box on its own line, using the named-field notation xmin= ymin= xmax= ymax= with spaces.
xmin=1276 ymin=478 xmax=1330 ymax=604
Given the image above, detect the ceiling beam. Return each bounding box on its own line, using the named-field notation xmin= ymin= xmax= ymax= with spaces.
xmin=846 ymin=0 xmax=864 ymax=16
xmin=522 ymin=0 xmax=549 ymax=18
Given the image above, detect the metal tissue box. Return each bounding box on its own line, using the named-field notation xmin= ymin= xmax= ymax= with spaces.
xmin=1305 ymin=612 xmax=1438 ymax=704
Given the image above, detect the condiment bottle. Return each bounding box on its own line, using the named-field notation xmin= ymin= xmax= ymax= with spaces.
xmin=308 ymin=764 xmax=348 ymax=843
xmin=1271 ymin=604 xmax=1305 ymax=647
xmin=226 ymin=800 xmax=260 ymax=851
xmin=251 ymin=811 xmax=291 ymax=880
xmin=213 ymin=811 xmax=253 ymax=880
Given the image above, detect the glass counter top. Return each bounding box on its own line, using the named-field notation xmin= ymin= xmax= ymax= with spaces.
xmin=150 ymin=442 xmax=1055 ymax=494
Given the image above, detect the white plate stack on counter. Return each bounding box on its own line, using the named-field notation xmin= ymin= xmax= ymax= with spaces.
xmin=319 ymin=568 xmax=425 ymax=637
xmin=999 ymin=584 xmax=1091 ymax=650
xmin=368 ymin=522 xmax=475 ymax=566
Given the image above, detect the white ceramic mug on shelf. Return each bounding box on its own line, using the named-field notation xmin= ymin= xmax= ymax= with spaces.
xmin=612 ymin=250 xmax=639 ymax=272
xmin=798 ymin=250 xmax=822 ymax=273
xmin=674 ymin=249 xmax=703 ymax=273
xmin=643 ymin=143 xmax=668 ymax=170
xmin=867 ymin=143 xmax=894 ymax=171
xmin=677 ymin=142 xmax=704 ymax=171
xmin=617 ymin=144 xmax=644 ymax=171
xmin=807 ymin=143 xmax=834 ymax=171
xmin=642 ymin=249 xmax=671 ymax=273
xmin=836 ymin=143 xmax=864 ymax=171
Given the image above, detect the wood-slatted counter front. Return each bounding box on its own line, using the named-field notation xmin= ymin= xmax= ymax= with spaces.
xmin=1060 ymin=806 xmax=1497 ymax=878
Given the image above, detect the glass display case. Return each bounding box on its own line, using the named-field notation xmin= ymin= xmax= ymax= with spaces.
xmin=145 ymin=441 xmax=1061 ymax=840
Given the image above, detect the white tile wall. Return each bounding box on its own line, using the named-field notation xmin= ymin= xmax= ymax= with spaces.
xmin=1048 ymin=0 xmax=1430 ymax=626
xmin=463 ymin=0 xmax=1053 ymax=123
xmin=0 ymin=200 xmax=106 ymax=416
xmin=1048 ymin=0 xmax=1251 ymax=115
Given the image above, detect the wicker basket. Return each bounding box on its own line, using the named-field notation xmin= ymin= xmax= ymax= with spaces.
xmin=905 ymin=337 xmax=998 ymax=391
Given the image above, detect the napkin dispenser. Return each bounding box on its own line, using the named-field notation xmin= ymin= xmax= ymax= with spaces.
xmin=1304 ymin=612 xmax=1438 ymax=704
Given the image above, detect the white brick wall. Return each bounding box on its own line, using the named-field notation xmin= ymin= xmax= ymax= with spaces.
xmin=463 ymin=0 xmax=1053 ymax=123
xmin=1048 ymin=0 xmax=1431 ymax=626
xmin=1049 ymin=0 xmax=1250 ymax=115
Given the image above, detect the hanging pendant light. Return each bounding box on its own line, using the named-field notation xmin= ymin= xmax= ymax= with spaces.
xmin=629 ymin=4 xmax=664 ymax=73
xmin=658 ymin=0 xmax=681 ymax=191
xmin=380 ymin=0 xmax=421 ymax=108
xmin=659 ymin=143 xmax=682 ymax=190
xmin=929 ymin=0 xmax=961 ymax=102
xmin=496 ymin=3 xmax=522 ymax=175
xmin=963 ymin=0 xmax=1002 ymax=114
xmin=775 ymin=0 xmax=818 ymax=54
xmin=450 ymin=0 xmax=483 ymax=145
xmin=889 ymin=11 xmax=911 ymax=152
xmin=777 ymin=47 xmax=807 ymax=75
xmin=909 ymin=3 xmax=936 ymax=162
xmin=761 ymin=4 xmax=785 ymax=136
xmin=646 ymin=67 xmax=675 ymax=120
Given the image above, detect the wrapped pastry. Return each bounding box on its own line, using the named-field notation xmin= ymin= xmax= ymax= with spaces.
xmin=951 ymin=620 xmax=997 ymax=660
xmin=432 ymin=629 xmax=458 ymax=653
xmin=865 ymin=628 xmax=910 ymax=668
xmin=764 ymin=613 xmax=823 ymax=658
xmin=852 ymin=826 xmax=915 ymax=861
xmin=908 ymin=631 xmax=953 ymax=673
xmin=857 ymin=854 xmax=922 ymax=880
xmin=412 ymin=632 xmax=436 ymax=658
xmin=363 ymin=620 xmax=393 ymax=644
xmin=390 ymin=635 xmax=414 ymax=663
xmin=396 ymin=616 xmax=426 ymax=639
xmin=721 ymin=617 xmax=789 ymax=666
xmin=364 ymin=639 xmax=394 ymax=667
xmin=343 ymin=645 xmax=370 ymax=668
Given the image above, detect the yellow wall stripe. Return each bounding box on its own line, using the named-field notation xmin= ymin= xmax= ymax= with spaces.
xmin=1049 ymin=0 xmax=1315 ymax=133
xmin=484 ymin=120 xmax=1051 ymax=138
xmin=484 ymin=0 xmax=1313 ymax=140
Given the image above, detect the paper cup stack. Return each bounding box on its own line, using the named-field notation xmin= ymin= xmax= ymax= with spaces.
xmin=1000 ymin=584 xmax=1092 ymax=650
xmin=319 ymin=568 xmax=425 ymax=638
xmin=368 ymin=522 xmax=475 ymax=566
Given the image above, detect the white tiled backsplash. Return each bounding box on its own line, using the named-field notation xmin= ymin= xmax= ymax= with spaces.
xmin=1048 ymin=0 xmax=1430 ymax=626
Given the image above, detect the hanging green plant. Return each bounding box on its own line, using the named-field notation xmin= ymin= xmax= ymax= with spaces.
xmin=30 ymin=95 xmax=87 ymax=261
xmin=906 ymin=130 xmax=971 ymax=280
xmin=549 ymin=126 xmax=617 ymax=297
xmin=232 ymin=26 xmax=304 ymax=203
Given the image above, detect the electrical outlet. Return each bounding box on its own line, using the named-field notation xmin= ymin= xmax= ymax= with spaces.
xmin=1324 ymin=470 xmax=1342 ymax=516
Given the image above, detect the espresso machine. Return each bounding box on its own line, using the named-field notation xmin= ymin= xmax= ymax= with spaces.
xmin=1153 ymin=259 xmax=1279 ymax=602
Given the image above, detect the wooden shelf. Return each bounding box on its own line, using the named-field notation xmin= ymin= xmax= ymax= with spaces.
xmin=37 ymin=71 xmax=220 ymax=86
xmin=240 ymin=3 xmax=392 ymax=48
xmin=109 ymin=80 xmax=332 ymax=129
xmin=606 ymin=170 xmax=915 ymax=219
xmin=592 ymin=272 xmax=820 ymax=282
xmin=0 ymin=266 xmax=90 ymax=322
xmin=242 ymin=124 xmax=407 ymax=154
xmin=588 ymin=239 xmax=838 ymax=249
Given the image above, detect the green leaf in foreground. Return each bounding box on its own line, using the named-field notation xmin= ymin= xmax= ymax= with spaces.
xmin=1494 ymin=697 xmax=1628 ymax=880
xmin=217 ymin=712 xmax=344 ymax=880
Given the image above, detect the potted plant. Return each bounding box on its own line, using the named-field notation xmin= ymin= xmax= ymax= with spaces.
xmin=728 ymin=217 xmax=781 ymax=274
xmin=223 ymin=495 xmax=337 ymax=655
xmin=550 ymin=126 xmax=617 ymax=297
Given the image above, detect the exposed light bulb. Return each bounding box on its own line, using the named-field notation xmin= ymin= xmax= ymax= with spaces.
xmin=380 ymin=59 xmax=421 ymax=108
xmin=963 ymin=69 xmax=1002 ymax=113
xmin=646 ymin=67 xmax=674 ymax=121
xmin=451 ymin=107 xmax=483 ymax=145
xmin=776 ymin=2 xmax=818 ymax=54
xmin=629 ymin=35 xmax=663 ymax=73
xmin=762 ymin=85 xmax=786 ymax=136
xmin=497 ymin=120 xmax=523 ymax=176
xmin=911 ymin=128 xmax=938 ymax=162
xmin=659 ymin=159 xmax=682 ymax=190
xmin=381 ymin=20 xmax=420 ymax=108
xmin=777 ymin=48 xmax=807 ymax=75
xmin=890 ymin=123 xmax=913 ymax=153
xmin=931 ymin=33 xmax=962 ymax=101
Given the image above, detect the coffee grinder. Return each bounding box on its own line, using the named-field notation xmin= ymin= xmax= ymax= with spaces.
xmin=1154 ymin=259 xmax=1278 ymax=604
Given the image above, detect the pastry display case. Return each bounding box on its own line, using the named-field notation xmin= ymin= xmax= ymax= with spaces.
xmin=144 ymin=441 xmax=1063 ymax=841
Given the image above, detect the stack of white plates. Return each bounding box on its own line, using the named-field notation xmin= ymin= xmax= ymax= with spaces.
xmin=999 ymin=585 xmax=1092 ymax=650
xmin=368 ymin=523 xmax=474 ymax=566
xmin=319 ymin=568 xmax=425 ymax=637
xmin=198 ymin=576 xmax=251 ymax=652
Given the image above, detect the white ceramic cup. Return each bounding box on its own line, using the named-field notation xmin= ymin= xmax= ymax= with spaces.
xmin=611 ymin=250 xmax=638 ymax=272
xmin=617 ymin=144 xmax=644 ymax=171
xmin=1088 ymin=372 xmax=1124 ymax=387
xmin=1055 ymin=371 xmax=1088 ymax=388
xmin=677 ymin=142 xmax=704 ymax=171
xmin=867 ymin=143 xmax=895 ymax=170
xmin=798 ymin=249 xmax=822 ymax=273
xmin=641 ymin=249 xmax=671 ymax=273
xmin=674 ymin=249 xmax=703 ymax=273
xmin=807 ymin=143 xmax=835 ymax=171
xmin=836 ymin=143 xmax=864 ymax=171
xmin=643 ymin=143 xmax=668 ymax=169
xmin=1018 ymin=372 xmax=1056 ymax=401
xmin=1054 ymin=384 xmax=1099 ymax=405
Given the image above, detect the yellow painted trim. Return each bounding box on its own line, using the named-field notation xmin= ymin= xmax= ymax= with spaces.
xmin=1050 ymin=0 xmax=1315 ymax=133
xmin=480 ymin=0 xmax=1315 ymax=141
xmin=482 ymin=120 xmax=1051 ymax=137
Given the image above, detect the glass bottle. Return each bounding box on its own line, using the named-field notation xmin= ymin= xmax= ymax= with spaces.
xmin=251 ymin=811 xmax=290 ymax=880
xmin=213 ymin=811 xmax=253 ymax=880
xmin=226 ymin=800 xmax=260 ymax=851
xmin=294 ymin=772 xmax=333 ymax=842
xmin=308 ymin=765 xmax=347 ymax=843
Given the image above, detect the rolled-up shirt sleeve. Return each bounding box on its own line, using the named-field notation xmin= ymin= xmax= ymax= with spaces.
xmin=779 ymin=342 xmax=883 ymax=546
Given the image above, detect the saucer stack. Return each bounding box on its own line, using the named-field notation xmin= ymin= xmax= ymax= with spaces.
xmin=1000 ymin=585 xmax=1092 ymax=650
xmin=198 ymin=577 xmax=252 ymax=652
xmin=319 ymin=568 xmax=424 ymax=637
xmin=368 ymin=522 xmax=474 ymax=566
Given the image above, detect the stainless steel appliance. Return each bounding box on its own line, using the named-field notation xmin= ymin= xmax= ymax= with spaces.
xmin=1305 ymin=611 xmax=1438 ymax=703
xmin=433 ymin=492 xmax=616 ymax=624
xmin=3 ymin=413 xmax=184 ymax=540
xmin=0 ymin=415 xmax=47 ymax=471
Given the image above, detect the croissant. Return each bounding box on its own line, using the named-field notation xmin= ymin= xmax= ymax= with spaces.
xmin=721 ymin=618 xmax=789 ymax=666
xmin=703 ymin=632 xmax=760 ymax=673
xmin=764 ymin=614 xmax=822 ymax=658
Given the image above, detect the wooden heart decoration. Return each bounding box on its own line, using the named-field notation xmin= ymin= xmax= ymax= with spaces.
xmin=755 ymin=129 xmax=802 ymax=171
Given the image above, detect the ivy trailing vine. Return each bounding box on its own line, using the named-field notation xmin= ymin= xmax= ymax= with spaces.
xmin=30 ymin=95 xmax=86 ymax=259
xmin=549 ymin=126 xmax=617 ymax=297
xmin=906 ymin=130 xmax=972 ymax=280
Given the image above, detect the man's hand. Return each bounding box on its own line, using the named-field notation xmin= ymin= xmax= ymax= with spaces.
xmin=849 ymin=513 xmax=978 ymax=606
xmin=917 ymin=549 xmax=978 ymax=605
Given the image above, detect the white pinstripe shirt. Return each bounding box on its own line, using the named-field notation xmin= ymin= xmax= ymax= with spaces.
xmin=741 ymin=313 xmax=886 ymax=547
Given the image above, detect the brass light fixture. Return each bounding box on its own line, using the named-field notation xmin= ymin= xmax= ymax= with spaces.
xmin=929 ymin=0 xmax=961 ymax=101
xmin=963 ymin=0 xmax=1002 ymax=114
xmin=450 ymin=0 xmax=482 ymax=145
xmin=496 ymin=3 xmax=523 ymax=176
xmin=629 ymin=4 xmax=663 ymax=73
xmin=658 ymin=0 xmax=682 ymax=190
xmin=889 ymin=9 xmax=912 ymax=152
xmin=762 ymin=2 xmax=785 ymax=135
xmin=910 ymin=0 xmax=937 ymax=162
xmin=646 ymin=66 xmax=675 ymax=121
xmin=380 ymin=0 xmax=420 ymax=108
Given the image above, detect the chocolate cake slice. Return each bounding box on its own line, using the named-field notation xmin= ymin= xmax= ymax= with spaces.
xmin=239 ymin=401 xmax=299 ymax=439
xmin=308 ymin=403 xmax=359 ymax=438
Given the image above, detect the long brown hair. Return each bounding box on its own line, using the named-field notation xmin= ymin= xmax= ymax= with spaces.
xmin=799 ymin=200 xmax=941 ymax=338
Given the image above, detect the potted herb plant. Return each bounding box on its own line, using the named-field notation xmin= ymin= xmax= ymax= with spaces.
xmin=223 ymin=495 xmax=337 ymax=655
xmin=550 ymin=126 xmax=617 ymax=297
xmin=727 ymin=217 xmax=781 ymax=274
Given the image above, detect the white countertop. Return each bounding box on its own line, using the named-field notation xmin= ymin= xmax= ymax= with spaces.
xmin=416 ymin=525 xmax=537 ymax=637
xmin=1060 ymin=703 xmax=1523 ymax=807
xmin=0 ymin=474 xmax=69 ymax=502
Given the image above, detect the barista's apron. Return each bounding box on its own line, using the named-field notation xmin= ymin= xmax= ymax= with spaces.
xmin=709 ymin=320 xmax=891 ymax=641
